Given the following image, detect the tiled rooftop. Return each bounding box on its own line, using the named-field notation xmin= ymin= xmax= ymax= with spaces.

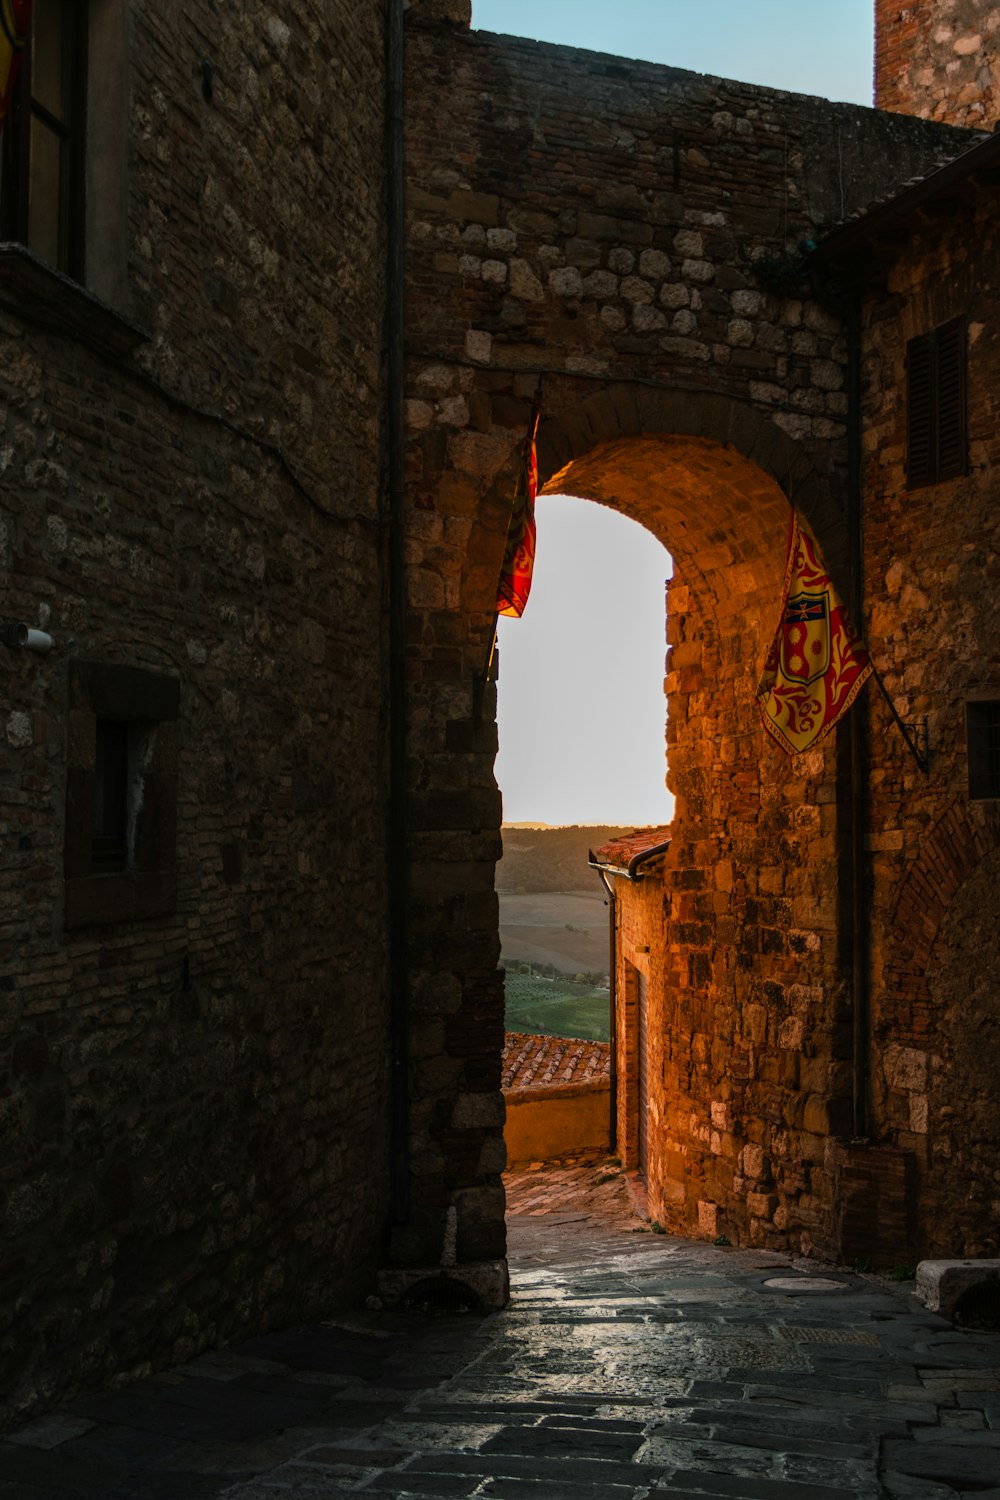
xmin=502 ymin=1031 xmax=611 ymax=1091
xmin=591 ymin=825 xmax=671 ymax=871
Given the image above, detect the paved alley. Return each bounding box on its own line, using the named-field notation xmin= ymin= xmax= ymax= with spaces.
xmin=1 ymin=1158 xmax=997 ymax=1499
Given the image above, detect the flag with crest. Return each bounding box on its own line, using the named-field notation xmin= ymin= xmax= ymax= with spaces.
xmin=757 ymin=511 xmax=872 ymax=754
xmin=495 ymin=399 xmax=541 ymax=619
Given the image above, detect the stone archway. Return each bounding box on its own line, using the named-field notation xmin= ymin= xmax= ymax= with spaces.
xmin=400 ymin=380 xmax=852 ymax=1269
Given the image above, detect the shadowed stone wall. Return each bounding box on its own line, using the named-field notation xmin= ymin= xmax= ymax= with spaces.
xmin=854 ymin=175 xmax=1000 ymax=1259
xmin=0 ymin=0 xmax=390 ymax=1426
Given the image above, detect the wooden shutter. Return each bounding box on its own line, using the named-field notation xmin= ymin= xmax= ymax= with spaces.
xmin=935 ymin=316 xmax=967 ymax=482
xmin=907 ymin=319 xmax=968 ymax=489
xmin=906 ymin=332 xmax=934 ymax=489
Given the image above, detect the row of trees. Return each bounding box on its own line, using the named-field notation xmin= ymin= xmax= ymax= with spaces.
xmin=504 ymin=958 xmax=608 ymax=986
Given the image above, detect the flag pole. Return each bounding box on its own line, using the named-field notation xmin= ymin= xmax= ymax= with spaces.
xmin=483 ymin=612 xmax=499 ymax=684
xmin=473 ymin=610 xmax=499 ymax=726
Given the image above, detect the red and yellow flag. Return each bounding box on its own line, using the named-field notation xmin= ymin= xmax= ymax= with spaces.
xmin=495 ymin=402 xmax=541 ymax=619
xmin=757 ymin=511 xmax=872 ymax=754
xmin=0 ymin=0 xmax=30 ymax=136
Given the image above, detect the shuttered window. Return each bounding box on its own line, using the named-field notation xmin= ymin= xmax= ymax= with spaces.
xmin=906 ymin=317 xmax=967 ymax=489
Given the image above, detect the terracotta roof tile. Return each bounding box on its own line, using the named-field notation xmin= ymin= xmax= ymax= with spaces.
xmin=591 ymin=825 xmax=671 ymax=871
xmin=502 ymin=1032 xmax=611 ymax=1091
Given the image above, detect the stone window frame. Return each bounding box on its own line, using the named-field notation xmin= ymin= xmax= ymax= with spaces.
xmin=966 ymin=699 xmax=1000 ymax=801
xmin=65 ymin=660 xmax=179 ymax=928
xmin=906 ymin=316 xmax=968 ymax=490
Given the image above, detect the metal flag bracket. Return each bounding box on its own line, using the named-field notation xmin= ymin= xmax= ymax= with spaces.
xmin=871 ymin=665 xmax=929 ymax=774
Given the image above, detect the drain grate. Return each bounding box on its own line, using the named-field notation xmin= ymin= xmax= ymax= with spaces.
xmin=778 ymin=1326 xmax=881 ymax=1346
xmin=952 ymin=1282 xmax=1000 ymax=1332
xmin=399 ymin=1276 xmax=483 ymax=1316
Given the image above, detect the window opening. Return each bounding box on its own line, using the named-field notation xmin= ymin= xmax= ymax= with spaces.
xmin=0 ymin=0 xmax=87 ymax=277
xmin=66 ymin=661 xmax=179 ymax=927
xmin=967 ymin=701 xmax=1000 ymax=800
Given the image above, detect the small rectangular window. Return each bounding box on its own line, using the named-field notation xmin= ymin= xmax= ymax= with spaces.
xmin=906 ymin=317 xmax=967 ymax=490
xmin=66 ymin=662 xmax=180 ymax=928
xmin=0 ymin=0 xmax=87 ymax=278
xmin=967 ymin=701 xmax=1000 ymax=800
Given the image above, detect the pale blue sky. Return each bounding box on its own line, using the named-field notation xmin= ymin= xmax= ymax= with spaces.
xmin=487 ymin=2 xmax=874 ymax=825
xmin=473 ymin=1 xmax=874 ymax=105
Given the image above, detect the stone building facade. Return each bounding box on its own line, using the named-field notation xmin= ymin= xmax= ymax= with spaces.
xmin=815 ymin=131 xmax=1000 ymax=1260
xmin=547 ymin=15 xmax=1000 ymax=1265
xmin=1 ymin=0 xmax=998 ymax=1431
xmin=398 ymin=10 xmax=978 ymax=1273
xmin=1 ymin=0 xmax=391 ymax=1425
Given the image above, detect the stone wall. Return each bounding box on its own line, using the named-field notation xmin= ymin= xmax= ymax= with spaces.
xmin=400 ymin=18 xmax=974 ymax=1267
xmin=0 ymin=1 xmax=390 ymax=1425
xmin=859 ymin=186 xmax=1000 ymax=1259
xmin=876 ymin=0 xmax=1000 ymax=126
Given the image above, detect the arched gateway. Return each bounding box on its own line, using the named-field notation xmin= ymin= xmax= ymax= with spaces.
xmin=394 ymin=9 xmax=978 ymax=1280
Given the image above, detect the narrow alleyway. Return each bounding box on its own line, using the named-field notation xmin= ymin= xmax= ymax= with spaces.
xmin=1 ymin=1158 xmax=997 ymax=1499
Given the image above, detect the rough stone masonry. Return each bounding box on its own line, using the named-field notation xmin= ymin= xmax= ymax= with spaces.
xmin=1 ymin=0 xmax=997 ymax=1435
xmin=398 ymin=10 xmax=977 ymax=1270
xmin=0 ymin=0 xmax=391 ymax=1427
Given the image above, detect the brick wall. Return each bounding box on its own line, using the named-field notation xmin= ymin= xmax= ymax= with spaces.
xmin=0 ymin=0 xmax=390 ymax=1425
xmin=876 ymin=0 xmax=1000 ymax=126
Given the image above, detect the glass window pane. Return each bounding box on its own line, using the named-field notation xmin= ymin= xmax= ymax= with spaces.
xmin=31 ymin=0 xmax=67 ymax=123
xmin=27 ymin=117 xmax=63 ymax=265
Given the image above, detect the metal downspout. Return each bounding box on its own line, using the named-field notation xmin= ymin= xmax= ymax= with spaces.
xmin=846 ymin=289 xmax=871 ymax=1139
xmin=386 ymin=0 xmax=410 ymax=1224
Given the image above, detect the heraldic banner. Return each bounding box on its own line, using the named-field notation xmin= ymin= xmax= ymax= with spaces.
xmin=0 ymin=0 xmax=31 ymax=136
xmin=495 ymin=400 xmax=541 ymax=620
xmin=757 ymin=511 xmax=873 ymax=755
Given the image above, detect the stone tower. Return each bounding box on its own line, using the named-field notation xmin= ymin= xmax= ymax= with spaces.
xmin=876 ymin=0 xmax=1000 ymax=126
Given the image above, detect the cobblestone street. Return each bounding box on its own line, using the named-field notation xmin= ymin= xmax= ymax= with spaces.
xmin=2 ymin=1159 xmax=997 ymax=1499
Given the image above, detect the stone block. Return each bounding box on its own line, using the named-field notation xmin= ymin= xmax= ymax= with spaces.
xmin=915 ymin=1260 xmax=1000 ymax=1319
xmin=378 ymin=1260 xmax=509 ymax=1309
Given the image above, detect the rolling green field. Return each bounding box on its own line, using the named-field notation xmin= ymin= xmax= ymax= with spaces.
xmin=504 ymin=971 xmax=610 ymax=1042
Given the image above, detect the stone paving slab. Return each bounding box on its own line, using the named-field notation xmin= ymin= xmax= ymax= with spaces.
xmin=0 ymin=1157 xmax=998 ymax=1498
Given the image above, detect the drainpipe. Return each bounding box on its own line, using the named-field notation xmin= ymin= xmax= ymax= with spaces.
xmin=846 ymin=287 xmax=871 ymax=1140
xmin=386 ymin=0 xmax=410 ymax=1224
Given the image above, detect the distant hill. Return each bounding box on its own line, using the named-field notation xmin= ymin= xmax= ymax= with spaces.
xmin=498 ymin=824 xmax=633 ymax=894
